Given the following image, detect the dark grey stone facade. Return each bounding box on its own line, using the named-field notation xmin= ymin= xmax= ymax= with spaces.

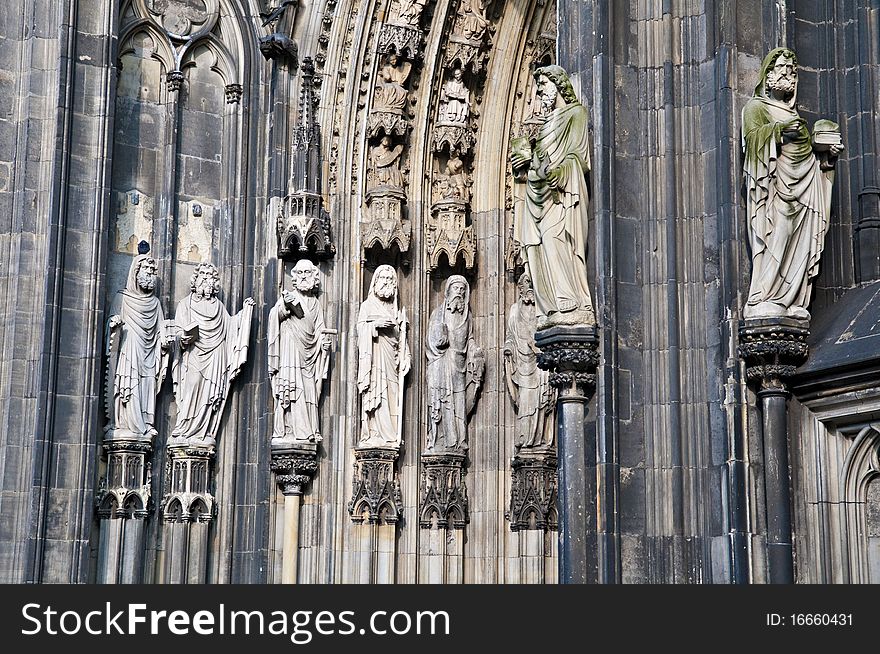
xmin=1 ymin=0 xmax=878 ymax=584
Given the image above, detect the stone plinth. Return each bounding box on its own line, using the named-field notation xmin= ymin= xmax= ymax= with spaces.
xmin=536 ymin=324 xmax=599 ymax=584
xmin=508 ymin=448 xmax=558 ymax=532
xmin=419 ymin=453 xmax=469 ymax=529
xmin=349 ymin=447 xmax=402 ymax=525
xmin=738 ymin=317 xmax=810 ymax=584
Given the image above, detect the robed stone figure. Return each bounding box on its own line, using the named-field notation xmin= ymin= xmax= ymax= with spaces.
xmin=357 ymin=266 xmax=411 ymax=449
xmin=504 ymin=273 xmax=555 ymax=450
xmin=105 ymin=246 xmax=170 ymax=442
xmin=170 ymin=263 xmax=254 ymax=446
xmin=510 ymin=65 xmax=595 ymax=329
xmin=268 ymin=259 xmax=332 ymax=445
xmin=426 ymin=275 xmax=485 ymax=454
xmin=742 ymin=48 xmax=842 ymax=320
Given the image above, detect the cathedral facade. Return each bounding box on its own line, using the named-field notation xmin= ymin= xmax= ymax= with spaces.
xmin=1 ymin=0 xmax=879 ymax=584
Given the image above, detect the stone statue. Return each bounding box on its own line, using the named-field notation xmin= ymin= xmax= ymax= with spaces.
xmin=426 ymin=275 xmax=485 ymax=454
xmin=510 ymin=65 xmax=594 ymax=328
xmin=373 ymin=54 xmax=412 ymax=114
xmin=504 ymin=273 xmax=555 ymax=450
xmin=105 ymin=244 xmax=170 ymax=441
xmin=435 ymin=155 xmax=470 ymax=202
xmin=268 ymin=259 xmax=332 ymax=445
xmin=395 ymin=0 xmax=427 ymax=26
xmin=458 ymin=0 xmax=490 ymax=42
xmin=439 ymin=68 xmax=470 ymax=126
xmin=169 ymin=263 xmax=255 ymax=445
xmin=357 ymin=266 xmax=411 ymax=449
xmin=742 ymin=48 xmax=842 ymax=321
xmin=369 ymin=136 xmax=406 ymax=189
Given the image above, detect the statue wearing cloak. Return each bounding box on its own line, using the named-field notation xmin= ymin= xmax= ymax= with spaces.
xmin=105 ymin=251 xmax=169 ymax=442
xmin=511 ymin=65 xmax=595 ymax=328
xmin=742 ymin=48 xmax=842 ymax=320
xmin=504 ymin=273 xmax=555 ymax=450
xmin=170 ymin=263 xmax=254 ymax=445
xmin=356 ymin=265 xmax=411 ymax=449
xmin=426 ymin=275 xmax=484 ymax=454
xmin=268 ymin=259 xmax=331 ymax=444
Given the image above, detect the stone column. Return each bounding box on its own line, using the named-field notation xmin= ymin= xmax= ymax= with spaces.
xmin=536 ymin=325 xmax=600 ymax=584
xmin=159 ymin=444 xmax=215 ymax=584
xmin=738 ymin=318 xmax=809 ymax=584
xmin=271 ymin=445 xmax=319 ymax=584
xmin=348 ymin=448 xmax=403 ymax=584
xmin=95 ymin=441 xmax=152 ymax=584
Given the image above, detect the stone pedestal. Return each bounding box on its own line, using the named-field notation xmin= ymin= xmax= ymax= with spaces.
xmin=363 ymin=186 xmax=411 ymax=254
xmin=271 ymin=444 xmax=319 ymax=584
xmin=536 ymin=324 xmax=599 ymax=584
xmin=95 ymin=439 xmax=152 ymax=584
xmin=508 ymin=448 xmax=558 ymax=532
xmin=378 ymin=23 xmax=423 ymax=61
xmin=419 ymin=453 xmax=469 ymax=529
xmin=738 ymin=317 xmax=809 ymax=584
xmin=349 ymin=447 xmax=402 ymax=525
xmin=425 ymin=199 xmax=476 ymax=271
xmin=159 ymin=444 xmax=215 ymax=584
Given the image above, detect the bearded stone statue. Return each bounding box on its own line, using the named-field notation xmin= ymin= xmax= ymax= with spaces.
xmin=742 ymin=48 xmax=842 ymax=321
xmin=504 ymin=273 xmax=555 ymax=450
xmin=104 ymin=245 xmax=170 ymax=442
xmin=169 ymin=263 xmax=255 ymax=446
xmin=426 ymin=276 xmax=484 ymax=454
xmin=268 ymin=259 xmax=332 ymax=445
xmin=510 ymin=65 xmax=595 ymax=329
xmin=356 ymin=265 xmax=411 ymax=449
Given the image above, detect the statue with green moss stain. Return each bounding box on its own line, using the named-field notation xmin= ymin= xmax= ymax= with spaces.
xmin=511 ymin=65 xmax=595 ymax=329
xmin=742 ymin=48 xmax=843 ymax=321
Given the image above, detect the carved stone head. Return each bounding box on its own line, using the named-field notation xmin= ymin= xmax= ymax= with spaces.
xmin=291 ymin=259 xmax=321 ymax=294
xmin=452 ymin=67 xmax=464 ymax=82
xmin=190 ymin=262 xmax=221 ymax=300
xmin=446 ymin=275 xmax=469 ymax=315
xmin=135 ymin=257 xmax=158 ymax=293
xmin=371 ymin=265 xmax=398 ymax=301
xmin=534 ymin=65 xmax=578 ymax=111
xmin=517 ymin=272 xmax=535 ymax=305
xmin=755 ymin=47 xmax=799 ymax=104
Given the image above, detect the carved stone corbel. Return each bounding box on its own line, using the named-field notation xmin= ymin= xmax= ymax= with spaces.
xmin=348 ymin=448 xmax=403 ymax=525
xmin=419 ymin=454 xmax=469 ymax=529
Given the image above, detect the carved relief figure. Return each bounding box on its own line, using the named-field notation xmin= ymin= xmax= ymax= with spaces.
xmin=105 ymin=245 xmax=170 ymax=441
xmin=458 ymin=0 xmax=490 ymax=42
xmin=395 ymin=0 xmax=427 ymax=26
xmin=510 ymin=65 xmax=594 ymax=328
xmin=357 ymin=266 xmax=411 ymax=449
xmin=426 ymin=276 xmax=485 ymax=454
xmin=370 ymin=136 xmax=406 ymax=189
xmin=504 ymin=273 xmax=555 ymax=450
xmin=439 ymin=68 xmax=470 ymax=125
xmin=268 ymin=259 xmax=332 ymax=444
xmin=742 ymin=48 xmax=842 ymax=321
xmin=434 ymin=155 xmax=470 ymax=202
xmin=373 ymin=54 xmax=412 ymax=114
xmin=170 ymin=263 xmax=255 ymax=445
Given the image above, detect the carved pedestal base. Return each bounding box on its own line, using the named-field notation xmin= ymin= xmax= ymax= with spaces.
xmin=363 ymin=186 xmax=411 ymax=253
xmin=508 ymin=449 xmax=558 ymax=532
xmin=274 ymin=192 xmax=335 ymax=259
xmin=96 ymin=439 xmax=152 ymax=584
xmin=271 ymin=444 xmax=319 ymax=583
xmin=444 ymin=35 xmax=486 ymax=74
xmin=536 ymin=324 xmax=599 ymax=584
xmin=378 ymin=23 xmax=423 ymax=60
xmin=432 ymin=123 xmax=475 ymax=156
xmin=426 ymin=199 xmax=476 ymax=270
xmin=419 ymin=454 xmax=468 ymax=529
xmin=159 ymin=444 xmax=215 ymax=584
xmin=367 ymin=110 xmax=410 ymax=139
xmin=349 ymin=448 xmax=402 ymax=525
xmin=738 ymin=317 xmax=809 ymax=584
